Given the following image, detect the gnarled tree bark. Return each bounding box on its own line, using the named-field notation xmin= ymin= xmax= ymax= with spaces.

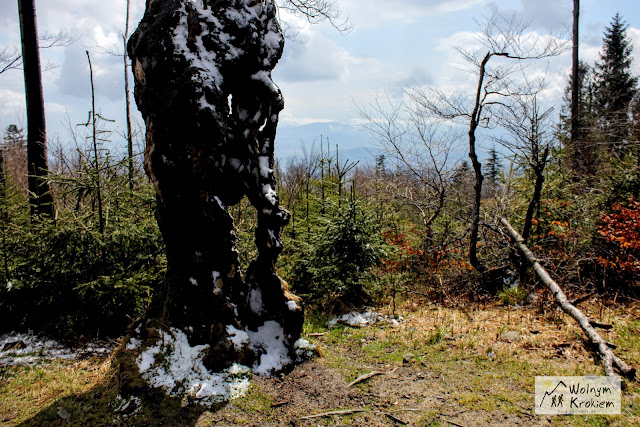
xmin=119 ymin=0 xmax=305 ymax=404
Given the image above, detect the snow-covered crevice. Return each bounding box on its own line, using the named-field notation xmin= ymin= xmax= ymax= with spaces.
xmin=129 ymin=328 xmax=251 ymax=406
xmin=246 ymin=320 xmax=290 ymax=376
xmin=127 ymin=323 xmax=316 ymax=403
xmin=247 ymin=320 xmax=317 ymax=376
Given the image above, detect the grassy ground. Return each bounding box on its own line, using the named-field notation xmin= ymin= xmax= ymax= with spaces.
xmin=1 ymin=297 xmax=639 ymax=426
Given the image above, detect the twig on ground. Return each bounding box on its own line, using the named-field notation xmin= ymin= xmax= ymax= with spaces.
xmin=347 ymin=370 xmax=385 ymax=388
xmin=571 ymin=293 xmax=594 ymax=306
xmin=439 ymin=416 xmax=467 ymax=427
xmin=589 ymin=321 xmax=613 ymax=330
xmin=299 ymin=408 xmax=366 ymax=420
xmin=337 ymin=320 xmax=365 ymax=328
xmin=384 ymin=412 xmax=408 ymax=425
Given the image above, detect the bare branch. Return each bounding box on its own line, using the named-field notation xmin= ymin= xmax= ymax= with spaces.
xmin=0 ymin=29 xmax=76 ymax=75
xmin=277 ymin=0 xmax=353 ymax=34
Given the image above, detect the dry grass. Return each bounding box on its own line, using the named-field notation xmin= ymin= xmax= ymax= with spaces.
xmin=1 ymin=298 xmax=639 ymax=426
xmin=0 ymin=356 xmax=116 ymax=426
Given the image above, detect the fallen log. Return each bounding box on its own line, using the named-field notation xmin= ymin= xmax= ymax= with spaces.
xmin=500 ymin=217 xmax=636 ymax=379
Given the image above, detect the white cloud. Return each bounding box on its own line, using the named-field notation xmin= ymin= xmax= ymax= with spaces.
xmin=277 ymin=32 xmax=353 ymax=83
xmin=339 ymin=0 xmax=488 ymax=27
xmin=0 ymin=88 xmax=25 ymax=124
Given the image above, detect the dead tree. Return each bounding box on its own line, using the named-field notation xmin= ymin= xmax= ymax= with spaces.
xmin=358 ymin=93 xmax=452 ymax=249
xmin=501 ymin=217 xmax=635 ymax=379
xmin=571 ymin=0 xmax=580 ymax=147
xmin=494 ymin=78 xmax=555 ymax=244
xmin=122 ymin=0 xmax=305 ymax=404
xmin=409 ymin=13 xmax=566 ymax=273
xmin=123 ymin=0 xmax=135 ymax=190
xmin=18 ymin=0 xmax=55 ymax=218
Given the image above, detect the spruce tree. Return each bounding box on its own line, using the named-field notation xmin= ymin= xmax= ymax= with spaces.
xmin=484 ymin=147 xmax=502 ymax=195
xmin=560 ymin=61 xmax=598 ymax=173
xmin=594 ymin=13 xmax=638 ymax=149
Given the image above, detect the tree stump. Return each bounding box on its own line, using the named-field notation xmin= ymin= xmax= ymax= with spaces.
xmin=118 ymin=0 xmax=306 ymax=406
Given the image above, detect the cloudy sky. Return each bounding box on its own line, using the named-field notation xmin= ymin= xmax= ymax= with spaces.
xmin=1 ymin=0 xmax=640 ymax=160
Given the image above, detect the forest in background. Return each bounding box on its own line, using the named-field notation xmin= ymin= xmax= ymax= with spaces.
xmin=0 ymin=11 xmax=639 ymax=343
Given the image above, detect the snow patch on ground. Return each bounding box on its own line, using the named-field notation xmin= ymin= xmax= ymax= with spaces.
xmin=136 ymin=328 xmax=250 ymax=405
xmin=0 ymin=332 xmax=117 ymax=366
xmin=327 ymin=310 xmax=404 ymax=328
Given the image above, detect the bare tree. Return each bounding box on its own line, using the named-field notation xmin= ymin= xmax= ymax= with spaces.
xmin=18 ymin=0 xmax=55 ymax=218
xmin=494 ymin=77 xmax=556 ymax=245
xmin=358 ymin=93 xmax=455 ymax=248
xmin=407 ymin=13 xmax=566 ymax=272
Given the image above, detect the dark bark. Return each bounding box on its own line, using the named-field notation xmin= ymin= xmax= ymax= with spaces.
xmin=127 ymin=0 xmax=302 ymax=377
xmin=18 ymin=0 xmax=54 ymax=218
xmin=521 ymin=147 xmax=549 ymax=244
xmin=468 ymin=52 xmax=490 ymax=273
xmin=124 ymin=0 xmax=134 ymax=190
xmin=570 ymin=0 xmax=580 ymax=147
xmin=86 ymin=51 xmax=104 ymax=235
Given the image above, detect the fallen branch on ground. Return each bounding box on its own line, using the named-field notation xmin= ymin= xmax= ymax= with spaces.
xmin=500 ymin=217 xmax=636 ymax=379
xmin=299 ymin=408 xmax=366 ymax=420
xmin=347 ymin=370 xmax=385 ymax=387
xmin=384 ymin=412 xmax=408 ymax=425
xmin=337 ymin=320 xmax=365 ymax=328
xmin=589 ymin=321 xmax=613 ymax=330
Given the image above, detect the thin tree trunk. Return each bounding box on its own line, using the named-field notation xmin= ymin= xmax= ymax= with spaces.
xmin=571 ymin=0 xmax=580 ymax=150
xmin=522 ymin=149 xmax=549 ymax=243
xmin=18 ymin=0 xmax=54 ymax=218
xmin=468 ymin=52 xmax=490 ymax=273
xmin=0 ymin=150 xmax=9 ymax=284
xmin=86 ymin=51 xmax=104 ymax=235
xmin=320 ymin=135 xmax=325 ymax=214
xmin=501 ymin=217 xmax=636 ymax=379
xmin=124 ymin=0 xmax=134 ymax=190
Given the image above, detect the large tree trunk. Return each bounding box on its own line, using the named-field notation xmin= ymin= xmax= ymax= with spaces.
xmin=17 ymin=0 xmax=54 ymax=218
xmin=120 ymin=0 xmax=305 ymax=405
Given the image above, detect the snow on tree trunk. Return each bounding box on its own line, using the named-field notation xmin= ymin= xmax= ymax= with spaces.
xmin=119 ymin=0 xmax=308 ymax=406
